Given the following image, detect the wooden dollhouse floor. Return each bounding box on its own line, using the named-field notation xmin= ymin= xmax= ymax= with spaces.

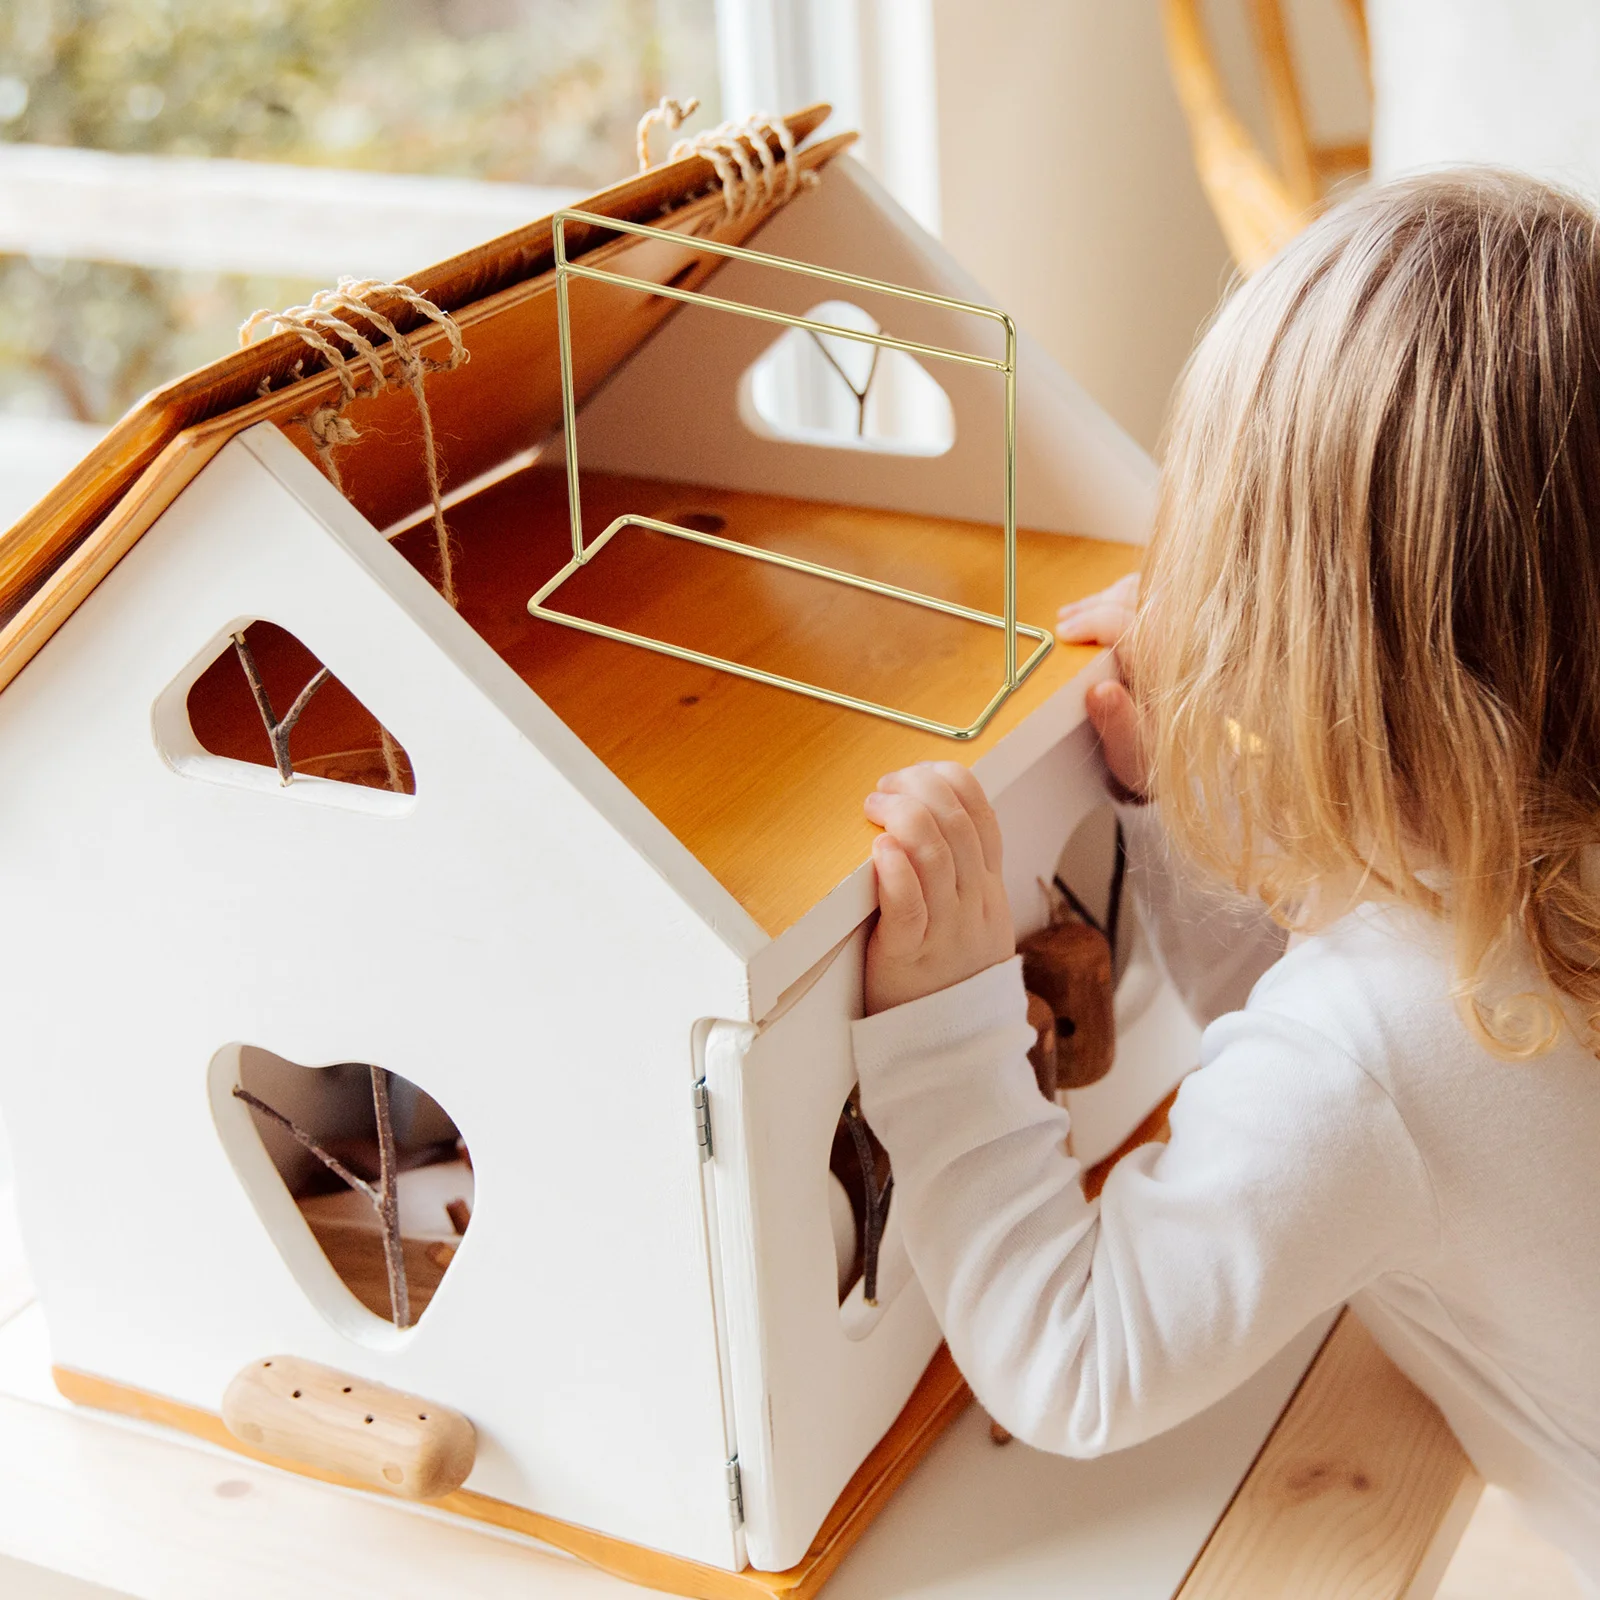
xmin=186 ymin=468 xmax=1141 ymax=938
xmin=395 ymin=469 xmax=1141 ymax=936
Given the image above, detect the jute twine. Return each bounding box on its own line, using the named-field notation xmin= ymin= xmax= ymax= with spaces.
xmin=635 ymin=97 xmax=816 ymax=217
xmin=636 ymin=94 xmax=701 ymax=170
xmin=241 ymin=280 xmax=469 ymax=793
xmin=240 ymin=280 xmax=469 ymax=611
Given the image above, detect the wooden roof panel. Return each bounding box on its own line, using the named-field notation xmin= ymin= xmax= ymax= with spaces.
xmin=0 ymin=105 xmax=842 ymax=628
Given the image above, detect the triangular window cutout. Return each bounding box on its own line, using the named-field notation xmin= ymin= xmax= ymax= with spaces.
xmin=742 ymin=299 xmax=956 ymax=457
xmin=186 ymin=620 xmax=414 ymax=794
xmin=223 ymin=1047 xmax=471 ymax=1329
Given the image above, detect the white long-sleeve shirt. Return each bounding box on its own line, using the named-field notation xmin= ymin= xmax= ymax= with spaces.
xmin=852 ymin=804 xmax=1600 ymax=1583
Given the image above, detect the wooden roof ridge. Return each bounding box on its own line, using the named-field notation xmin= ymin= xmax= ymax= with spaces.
xmin=0 ymin=103 xmax=839 ymax=624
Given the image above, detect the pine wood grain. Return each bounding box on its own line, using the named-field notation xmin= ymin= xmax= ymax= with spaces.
xmin=54 ymin=1344 xmax=970 ymax=1600
xmin=1177 ymin=1310 xmax=1481 ymax=1599
xmin=303 ymin=1220 xmax=449 ymax=1321
xmin=389 ymin=468 xmax=1142 ymax=936
xmin=12 ymin=449 xmax=1138 ymax=940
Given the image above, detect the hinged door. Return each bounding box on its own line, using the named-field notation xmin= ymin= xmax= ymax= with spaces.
xmin=699 ymin=926 xmax=943 ymax=1572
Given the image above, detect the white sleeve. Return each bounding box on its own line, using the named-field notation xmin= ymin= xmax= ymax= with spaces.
xmin=1117 ymin=801 xmax=1290 ymax=1025
xmin=851 ymin=955 xmax=1440 ymax=1456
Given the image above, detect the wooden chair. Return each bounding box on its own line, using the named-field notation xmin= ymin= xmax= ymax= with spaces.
xmin=1163 ymin=0 xmax=1371 ymax=271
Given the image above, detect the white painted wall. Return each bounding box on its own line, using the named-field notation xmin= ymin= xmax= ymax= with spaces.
xmin=929 ymin=0 xmax=1367 ymax=453
xmin=1370 ymin=0 xmax=1600 ymax=198
xmin=0 ymin=427 xmax=756 ymax=1568
xmin=719 ymin=0 xmax=1370 ymax=454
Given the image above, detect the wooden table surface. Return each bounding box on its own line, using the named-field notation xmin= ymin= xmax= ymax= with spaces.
xmin=0 ymin=1300 xmax=1328 ymax=1600
xmin=0 ymin=1159 xmax=1479 ymax=1600
xmin=0 ymin=1157 xmax=1324 ymax=1600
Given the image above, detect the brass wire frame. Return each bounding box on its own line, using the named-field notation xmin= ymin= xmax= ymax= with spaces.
xmin=527 ymin=209 xmax=1053 ymax=740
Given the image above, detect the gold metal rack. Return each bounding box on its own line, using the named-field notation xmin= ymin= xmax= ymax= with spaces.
xmin=528 ymin=208 xmax=1052 ymax=740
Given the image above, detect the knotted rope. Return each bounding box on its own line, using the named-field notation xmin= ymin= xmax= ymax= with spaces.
xmin=634 ymin=97 xmax=815 ymax=218
xmin=671 ymin=112 xmax=816 ymax=217
xmin=636 ymin=94 xmax=701 ymax=171
xmin=240 ymin=280 xmax=469 ymax=610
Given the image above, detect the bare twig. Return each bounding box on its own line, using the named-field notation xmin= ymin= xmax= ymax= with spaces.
xmin=231 ymin=630 xmax=330 ymax=785
xmin=806 ymin=326 xmax=881 ymax=437
xmin=842 ymin=1096 xmax=893 ymax=1305
xmin=279 ymin=667 xmax=331 ymax=743
xmin=369 ymin=1066 xmax=412 ymax=1329
xmin=231 ymin=1087 xmax=377 ymax=1201
xmin=233 ymin=1076 xmax=412 ymax=1329
xmin=379 ymin=726 xmax=408 ymax=792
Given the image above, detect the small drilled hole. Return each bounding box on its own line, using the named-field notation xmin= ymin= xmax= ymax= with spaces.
xmin=364 ymin=1415 xmax=374 ymax=1424
xmin=418 ymin=1414 xmax=428 ymax=1421
xmin=342 ymin=1386 xmax=352 ymax=1394
xmin=262 ymin=1361 xmax=272 ymax=1368
xmin=291 ymin=1389 xmax=302 ymax=1399
xmin=675 ymin=510 xmax=725 ymax=534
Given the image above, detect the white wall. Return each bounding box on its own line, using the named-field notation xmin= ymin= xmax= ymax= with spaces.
xmin=930 ymin=1 xmax=1230 ymax=453
xmin=930 ymin=0 xmax=1368 ymax=454
xmin=1370 ymin=0 xmax=1600 ymax=197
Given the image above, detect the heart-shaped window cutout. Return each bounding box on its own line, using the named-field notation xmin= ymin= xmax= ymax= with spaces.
xmin=213 ymin=1045 xmax=470 ymax=1334
xmin=742 ymin=298 xmax=956 ymax=457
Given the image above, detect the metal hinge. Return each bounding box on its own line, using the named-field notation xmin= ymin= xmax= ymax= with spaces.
xmin=693 ymin=1077 xmax=713 ymax=1162
xmin=725 ymin=1456 xmax=744 ymax=1527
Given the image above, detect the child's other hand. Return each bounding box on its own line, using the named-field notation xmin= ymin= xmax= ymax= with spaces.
xmin=863 ymin=762 xmax=1015 ymax=1015
xmin=1056 ymin=574 xmax=1148 ymax=801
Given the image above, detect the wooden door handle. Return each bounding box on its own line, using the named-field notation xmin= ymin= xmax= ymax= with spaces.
xmin=222 ymin=1355 xmax=476 ymax=1500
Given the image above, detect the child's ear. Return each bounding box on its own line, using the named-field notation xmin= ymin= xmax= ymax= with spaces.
xmin=1087 ymin=681 xmax=1149 ymax=803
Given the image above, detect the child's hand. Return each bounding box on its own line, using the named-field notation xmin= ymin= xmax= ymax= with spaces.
xmin=863 ymin=762 xmax=1015 ymax=1015
xmin=1056 ymin=574 xmax=1148 ymax=801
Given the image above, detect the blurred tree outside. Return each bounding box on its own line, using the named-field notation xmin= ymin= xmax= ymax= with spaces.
xmin=0 ymin=0 xmax=720 ymax=423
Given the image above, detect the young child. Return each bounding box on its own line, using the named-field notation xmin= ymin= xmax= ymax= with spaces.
xmin=853 ymin=170 xmax=1600 ymax=1587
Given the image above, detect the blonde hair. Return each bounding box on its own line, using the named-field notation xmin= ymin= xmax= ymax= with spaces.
xmin=1132 ymin=169 xmax=1600 ymax=1057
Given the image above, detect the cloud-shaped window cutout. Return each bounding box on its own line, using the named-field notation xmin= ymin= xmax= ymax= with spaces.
xmin=740 ymin=299 xmax=956 ymax=458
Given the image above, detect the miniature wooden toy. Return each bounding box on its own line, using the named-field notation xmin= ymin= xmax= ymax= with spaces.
xmin=1021 ymin=912 xmax=1118 ymax=1088
xmin=0 ymin=107 xmax=1201 ymax=1598
xmin=222 ymin=1353 xmax=478 ymax=1500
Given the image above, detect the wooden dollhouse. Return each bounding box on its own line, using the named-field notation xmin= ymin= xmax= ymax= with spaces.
xmin=0 ymin=108 xmax=1200 ymax=1597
